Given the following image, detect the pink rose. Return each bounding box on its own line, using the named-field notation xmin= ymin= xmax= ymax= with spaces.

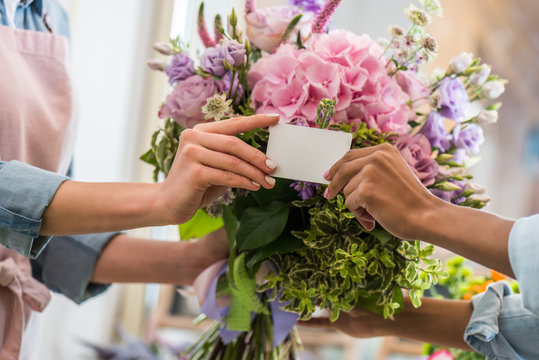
xmin=158 ymin=75 xmax=223 ymax=128
xmin=396 ymin=134 xmax=439 ymax=186
xmin=396 ymin=71 xmax=430 ymax=108
xmin=245 ymin=5 xmax=313 ymax=53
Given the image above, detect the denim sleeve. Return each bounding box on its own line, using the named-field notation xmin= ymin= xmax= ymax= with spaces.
xmin=0 ymin=160 xmax=68 ymax=258
xmin=31 ymin=232 xmax=120 ymax=304
xmin=464 ymin=282 xmax=539 ymax=359
xmin=508 ymin=214 xmax=539 ymax=315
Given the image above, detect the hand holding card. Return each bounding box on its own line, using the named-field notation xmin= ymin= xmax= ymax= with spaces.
xmin=265 ymin=124 xmax=353 ymax=185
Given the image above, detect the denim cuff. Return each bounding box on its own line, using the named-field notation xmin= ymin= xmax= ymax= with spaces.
xmin=465 ymin=282 xmax=520 ymax=359
xmin=508 ymin=214 xmax=539 ymax=316
xmin=0 ymin=161 xmax=68 ymax=258
xmin=31 ymin=232 xmax=120 ymax=303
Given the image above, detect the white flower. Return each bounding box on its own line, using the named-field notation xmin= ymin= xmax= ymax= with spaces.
xmin=419 ymin=0 xmax=443 ymax=16
xmin=469 ymin=64 xmax=491 ymax=86
xmin=201 ymin=93 xmax=234 ymax=121
xmin=464 ymin=182 xmax=486 ymax=194
xmin=405 ymin=5 xmax=431 ymax=26
xmin=469 ymin=193 xmax=491 ymax=203
xmin=482 ymin=81 xmax=505 ymax=99
xmin=152 ymin=42 xmax=175 ymax=56
xmin=389 ymin=25 xmax=404 ymax=37
xmin=476 ymin=110 xmax=498 ymax=126
xmin=377 ymin=37 xmax=390 ymax=48
xmin=449 ymin=52 xmax=473 ymax=74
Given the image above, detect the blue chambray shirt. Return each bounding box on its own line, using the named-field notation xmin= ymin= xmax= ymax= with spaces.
xmin=0 ymin=0 xmax=116 ymax=303
xmin=465 ymin=214 xmax=539 ymax=359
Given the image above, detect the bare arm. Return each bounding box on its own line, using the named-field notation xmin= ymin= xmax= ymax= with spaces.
xmin=326 ymin=144 xmax=515 ymax=276
xmin=305 ymin=297 xmax=474 ymax=351
xmin=91 ymin=228 xmax=228 ymax=285
xmin=40 ymin=114 xmax=279 ymax=236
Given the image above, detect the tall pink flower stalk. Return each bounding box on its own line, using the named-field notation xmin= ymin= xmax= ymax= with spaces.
xmin=198 ymin=3 xmax=216 ymax=48
xmin=312 ymin=0 xmax=342 ymax=34
xmin=245 ymin=0 xmax=256 ymax=15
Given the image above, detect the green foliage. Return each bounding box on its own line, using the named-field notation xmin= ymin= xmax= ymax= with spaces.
xmin=140 ymin=118 xmax=183 ymax=181
xmin=178 ymin=209 xmax=224 ymax=240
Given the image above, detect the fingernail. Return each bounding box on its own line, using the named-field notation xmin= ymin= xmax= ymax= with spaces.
xmin=265 ymin=159 xmax=277 ymax=170
xmin=323 ymin=170 xmax=329 ymax=179
xmin=266 ymin=113 xmax=280 ymax=118
xmin=324 ymin=188 xmax=329 ymax=199
xmin=265 ymin=176 xmax=276 ymax=186
xmin=252 ymin=181 xmax=260 ymax=187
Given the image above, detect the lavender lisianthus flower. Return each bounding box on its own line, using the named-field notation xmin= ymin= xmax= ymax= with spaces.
xmin=165 ymin=53 xmax=195 ymax=85
xmin=291 ymin=181 xmax=320 ymax=200
xmin=221 ymin=39 xmax=246 ymax=67
xmin=452 ymin=123 xmax=484 ymax=154
xmin=438 ymin=77 xmax=469 ymax=121
xmin=290 ymin=0 xmax=325 ymax=13
xmin=396 ymin=134 xmax=439 ymax=186
xmin=451 ymin=148 xmax=468 ymax=165
xmin=421 ymin=112 xmax=451 ymax=152
xmin=200 ymin=46 xmax=227 ymax=77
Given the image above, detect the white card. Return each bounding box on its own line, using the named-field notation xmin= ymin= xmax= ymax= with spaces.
xmin=265 ymin=124 xmax=353 ymax=185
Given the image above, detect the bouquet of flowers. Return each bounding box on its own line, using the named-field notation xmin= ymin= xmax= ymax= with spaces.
xmin=142 ymin=0 xmax=506 ymax=358
xmin=423 ymin=257 xmax=519 ymax=360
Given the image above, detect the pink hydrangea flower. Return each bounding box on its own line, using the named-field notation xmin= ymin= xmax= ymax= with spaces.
xmin=248 ymin=30 xmax=414 ymax=133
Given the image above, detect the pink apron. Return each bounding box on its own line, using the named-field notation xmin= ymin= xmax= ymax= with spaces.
xmin=0 ymin=23 xmax=76 ymax=359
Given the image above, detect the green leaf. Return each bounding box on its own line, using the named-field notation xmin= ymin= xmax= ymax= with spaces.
xmin=237 ymin=202 xmax=290 ymax=251
xmin=140 ymin=149 xmax=158 ymax=167
xmin=367 ymin=225 xmax=393 ymax=245
xmin=251 ymin=179 xmax=296 ymax=206
xmin=246 ymin=233 xmax=304 ymax=270
xmin=223 ymin=206 xmax=239 ymax=249
xmin=178 ymin=209 xmax=224 ymax=240
xmin=279 ymin=14 xmax=303 ymax=44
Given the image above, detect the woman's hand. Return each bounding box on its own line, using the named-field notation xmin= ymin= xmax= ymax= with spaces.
xmin=159 ymin=114 xmax=280 ymax=225
xmin=325 ymin=143 xmax=441 ymax=240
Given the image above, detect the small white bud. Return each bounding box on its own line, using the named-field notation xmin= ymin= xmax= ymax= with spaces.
xmin=469 ymin=64 xmax=491 ymax=86
xmin=476 ymin=109 xmax=498 ymax=126
xmin=482 ymin=81 xmax=505 ymax=100
xmin=146 ymin=59 xmax=167 ymax=71
xmin=449 ymin=52 xmax=473 ymax=74
xmin=469 ymin=194 xmax=491 ymax=203
xmin=152 ymin=42 xmax=175 ymax=56
xmin=464 ymin=182 xmax=486 ymax=194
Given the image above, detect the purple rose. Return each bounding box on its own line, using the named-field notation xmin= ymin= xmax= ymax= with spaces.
xmin=396 ymin=134 xmax=439 ymax=187
xmin=452 ymin=124 xmax=484 ymax=154
xmin=158 ymin=75 xmax=224 ymax=128
xmin=290 ymin=0 xmax=325 ymax=13
xmin=421 ymin=112 xmax=451 ymax=152
xmin=221 ymin=39 xmax=246 ymax=68
xmin=165 ymin=53 xmax=195 ymax=85
xmin=438 ymin=77 xmax=469 ymax=121
xmin=200 ymin=46 xmax=227 ymax=77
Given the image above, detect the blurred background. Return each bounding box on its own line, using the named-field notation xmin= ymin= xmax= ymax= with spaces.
xmin=35 ymin=0 xmax=539 ymax=358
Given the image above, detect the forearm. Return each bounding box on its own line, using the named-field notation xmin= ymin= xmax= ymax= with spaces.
xmin=91 ymin=228 xmax=228 ymax=285
xmin=40 ymin=181 xmax=169 ymax=236
xmin=420 ymin=199 xmax=515 ymax=277
xmin=374 ymin=297 xmax=474 ymax=350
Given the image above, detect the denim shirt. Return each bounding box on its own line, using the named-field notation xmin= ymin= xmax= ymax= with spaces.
xmin=0 ymin=0 xmax=115 ymax=303
xmin=465 ymin=215 xmax=539 ymax=359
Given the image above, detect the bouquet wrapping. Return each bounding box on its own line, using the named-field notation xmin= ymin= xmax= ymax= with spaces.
xmin=142 ymin=0 xmax=506 ymax=358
